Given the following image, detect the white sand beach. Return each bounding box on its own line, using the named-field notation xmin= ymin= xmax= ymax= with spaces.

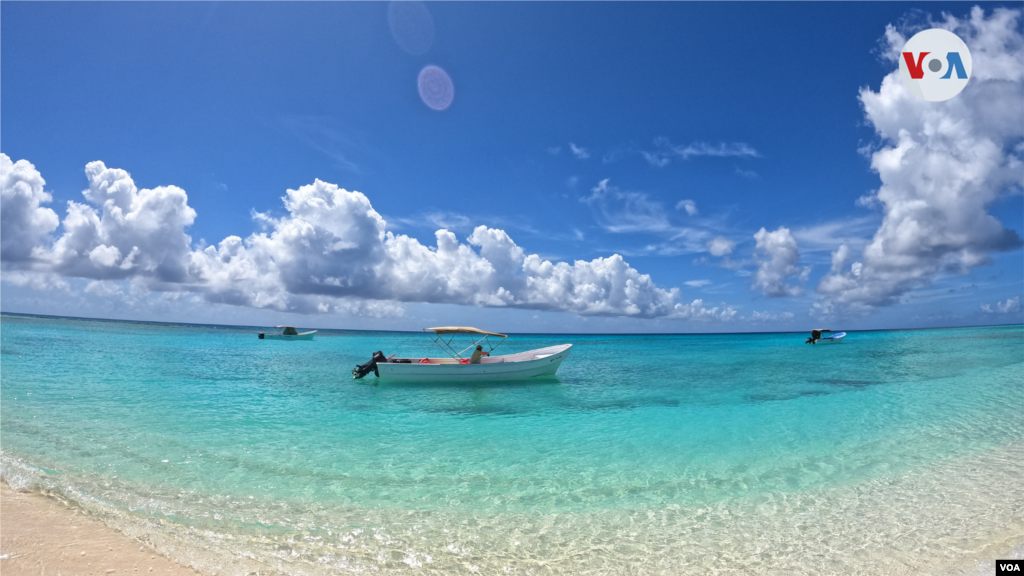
xmin=1 ymin=483 xmax=199 ymax=576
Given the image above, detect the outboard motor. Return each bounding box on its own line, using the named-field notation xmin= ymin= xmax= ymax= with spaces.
xmin=353 ymin=351 xmax=387 ymax=379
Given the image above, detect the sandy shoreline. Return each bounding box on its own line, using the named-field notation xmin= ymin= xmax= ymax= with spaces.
xmin=0 ymin=483 xmax=199 ymax=576
xmin=2 ymin=477 xmax=1021 ymax=576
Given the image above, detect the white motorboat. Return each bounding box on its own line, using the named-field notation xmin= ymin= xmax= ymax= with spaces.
xmin=353 ymin=327 xmax=572 ymax=382
xmin=259 ymin=326 xmax=317 ymax=340
xmin=805 ymin=328 xmax=845 ymax=344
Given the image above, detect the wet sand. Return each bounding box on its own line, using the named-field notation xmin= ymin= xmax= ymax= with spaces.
xmin=0 ymin=483 xmax=199 ymax=576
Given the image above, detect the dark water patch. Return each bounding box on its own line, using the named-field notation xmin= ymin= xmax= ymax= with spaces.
xmin=817 ymin=378 xmax=882 ymax=388
xmin=421 ymin=405 xmax=521 ymax=416
xmin=564 ymin=397 xmax=681 ymax=412
xmin=747 ymin=390 xmax=831 ymax=403
xmin=417 ymin=397 xmax=682 ymax=416
xmin=863 ymin=349 xmax=924 ymax=359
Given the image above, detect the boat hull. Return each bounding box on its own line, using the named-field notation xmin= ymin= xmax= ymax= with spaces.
xmin=377 ymin=344 xmax=572 ymax=381
xmin=260 ymin=331 xmax=317 ymax=340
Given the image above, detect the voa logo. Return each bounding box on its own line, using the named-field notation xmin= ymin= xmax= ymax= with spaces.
xmin=998 ymin=559 xmax=1024 ymax=574
xmin=899 ymin=28 xmax=972 ymax=102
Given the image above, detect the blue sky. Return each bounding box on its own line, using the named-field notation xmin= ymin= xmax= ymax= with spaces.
xmin=2 ymin=2 xmax=1022 ymax=333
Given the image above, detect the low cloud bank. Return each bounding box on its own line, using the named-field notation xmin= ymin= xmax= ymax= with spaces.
xmin=2 ymin=156 xmax=739 ymax=320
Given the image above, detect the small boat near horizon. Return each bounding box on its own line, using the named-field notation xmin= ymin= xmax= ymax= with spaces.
xmin=352 ymin=326 xmax=572 ymax=382
xmin=258 ymin=326 xmax=317 ymax=340
xmin=805 ymin=328 xmax=846 ymax=344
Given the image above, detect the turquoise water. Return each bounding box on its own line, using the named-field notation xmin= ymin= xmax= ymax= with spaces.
xmin=2 ymin=314 xmax=1022 ymax=575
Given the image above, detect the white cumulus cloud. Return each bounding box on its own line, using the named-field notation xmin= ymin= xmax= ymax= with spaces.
xmin=708 ymin=236 xmax=735 ymax=257
xmin=1 ymin=155 xmax=60 ymax=263
xmin=817 ymin=7 xmax=1024 ymax=310
xmin=752 ymin=226 xmax=809 ymax=297
xmin=2 ymin=157 xmax=722 ymax=320
xmin=47 ymin=160 xmax=198 ymax=283
xmin=670 ymin=299 xmax=737 ymax=321
xmin=746 ymin=310 xmax=795 ymax=323
xmin=981 ymin=296 xmax=1021 ymax=314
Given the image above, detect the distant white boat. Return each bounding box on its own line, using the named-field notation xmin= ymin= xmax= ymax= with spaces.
xmin=259 ymin=326 xmax=317 ymax=340
xmin=805 ymin=328 xmax=845 ymax=345
xmin=353 ymin=327 xmax=572 ymax=381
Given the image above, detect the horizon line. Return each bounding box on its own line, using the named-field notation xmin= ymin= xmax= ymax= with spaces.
xmin=1 ymin=310 xmax=1019 ymax=338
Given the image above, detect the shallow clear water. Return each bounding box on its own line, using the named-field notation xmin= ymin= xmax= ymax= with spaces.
xmin=2 ymin=314 xmax=1022 ymax=575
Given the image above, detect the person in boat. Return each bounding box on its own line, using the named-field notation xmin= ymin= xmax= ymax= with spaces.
xmin=470 ymin=345 xmax=490 ymax=364
xmin=282 ymin=326 xmax=298 ymax=335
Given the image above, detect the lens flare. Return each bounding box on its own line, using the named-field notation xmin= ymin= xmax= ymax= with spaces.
xmin=418 ymin=66 xmax=454 ymax=111
xmin=388 ymin=1 xmax=434 ymax=56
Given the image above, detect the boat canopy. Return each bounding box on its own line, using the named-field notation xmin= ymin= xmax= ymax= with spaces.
xmin=425 ymin=326 xmax=507 ymax=338
xmin=424 ymin=327 xmax=507 ymax=359
xmin=812 ymin=328 xmax=831 ymax=332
